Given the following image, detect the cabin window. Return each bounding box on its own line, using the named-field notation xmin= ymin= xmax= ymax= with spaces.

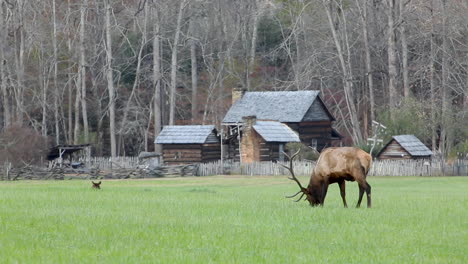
xmin=311 ymin=139 xmax=318 ymax=150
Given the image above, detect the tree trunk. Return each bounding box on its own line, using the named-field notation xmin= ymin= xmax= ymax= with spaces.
xmin=247 ymin=0 xmax=259 ymax=91
xmin=386 ymin=0 xmax=398 ymax=121
xmin=152 ymin=5 xmax=162 ymax=154
xmin=0 ymin=0 xmax=11 ymax=129
xmin=14 ymin=0 xmax=25 ymax=125
xmin=439 ymin=0 xmax=449 ymax=155
xmin=73 ymin=75 xmax=81 ymax=144
xmin=190 ymin=19 xmax=198 ymax=123
xmin=430 ymin=1 xmax=437 ymax=152
xmin=52 ymin=0 xmax=59 ymax=144
xmin=40 ymin=46 xmax=47 ymax=137
xmin=80 ymin=0 xmax=89 ymax=143
xmin=169 ymin=0 xmax=186 ymax=125
xmin=91 ymin=72 xmax=103 ymax=156
xmin=105 ymin=0 xmax=117 ymax=158
xmin=67 ymin=0 xmax=73 ymax=143
xmin=400 ymin=0 xmax=410 ymax=99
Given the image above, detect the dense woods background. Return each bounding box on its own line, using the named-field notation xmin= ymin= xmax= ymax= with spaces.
xmin=0 ymin=0 xmax=467 ymax=160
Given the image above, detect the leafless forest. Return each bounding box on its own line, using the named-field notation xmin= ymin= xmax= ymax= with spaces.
xmin=0 ymin=0 xmax=467 ymax=159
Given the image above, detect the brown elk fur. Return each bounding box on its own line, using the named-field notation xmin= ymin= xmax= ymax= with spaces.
xmin=283 ymin=147 xmax=372 ymax=208
xmin=92 ymin=181 xmax=101 ymax=189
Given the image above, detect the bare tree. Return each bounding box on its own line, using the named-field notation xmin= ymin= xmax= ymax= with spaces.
xmin=385 ymin=0 xmax=399 ymax=121
xmin=152 ymin=3 xmax=162 ymax=154
xmin=357 ymin=0 xmax=376 ymax=124
xmin=67 ymin=0 xmax=73 ymax=143
xmin=105 ymin=0 xmax=117 ymax=157
xmin=429 ymin=0 xmax=437 ymax=152
xmin=52 ymin=0 xmax=59 ymax=144
xmin=0 ymin=0 xmax=11 ymax=129
xmin=322 ymin=0 xmax=363 ymax=143
xmin=80 ymin=0 xmax=89 ymax=143
xmin=439 ymin=0 xmax=450 ymax=154
xmin=119 ymin=0 xmax=149 ymax=154
xmin=400 ymin=0 xmax=410 ymax=99
xmin=246 ymin=0 xmax=261 ymax=91
xmin=189 ymin=17 xmax=198 ymax=122
xmin=169 ymin=0 xmax=189 ymax=125
xmin=13 ymin=0 xmax=26 ymax=125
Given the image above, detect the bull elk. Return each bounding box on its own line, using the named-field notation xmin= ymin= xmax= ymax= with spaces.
xmin=281 ymin=147 xmax=372 ymax=208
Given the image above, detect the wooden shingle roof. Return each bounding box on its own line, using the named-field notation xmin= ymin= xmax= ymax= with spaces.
xmin=155 ymin=125 xmax=218 ymax=144
xmin=253 ymin=121 xmax=300 ymax=143
xmin=222 ymin=91 xmax=334 ymax=123
xmin=392 ymin=135 xmax=433 ymax=156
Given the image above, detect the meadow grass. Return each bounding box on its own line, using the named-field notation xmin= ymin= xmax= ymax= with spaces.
xmin=0 ymin=176 xmax=467 ymax=264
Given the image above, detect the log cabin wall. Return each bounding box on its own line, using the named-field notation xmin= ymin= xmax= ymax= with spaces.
xmin=260 ymin=142 xmax=280 ymax=161
xmin=162 ymin=144 xmax=203 ymax=165
xmin=202 ymin=143 xmax=221 ymax=162
xmin=162 ymin=143 xmax=221 ymax=165
xmin=288 ymin=121 xmax=332 ymax=151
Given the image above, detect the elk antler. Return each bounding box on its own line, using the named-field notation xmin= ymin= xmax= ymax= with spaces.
xmin=279 ymin=149 xmax=307 ymax=202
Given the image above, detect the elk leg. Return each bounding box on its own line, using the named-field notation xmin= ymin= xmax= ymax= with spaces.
xmin=356 ymin=184 xmax=365 ymax=208
xmin=321 ymin=183 xmax=329 ymax=206
xmin=365 ymin=182 xmax=372 ymax=208
xmin=338 ymin=180 xmax=347 ymax=208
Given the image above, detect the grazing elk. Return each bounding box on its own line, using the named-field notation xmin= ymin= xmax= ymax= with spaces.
xmin=92 ymin=181 xmax=102 ymax=189
xmin=281 ymin=147 xmax=372 ymax=208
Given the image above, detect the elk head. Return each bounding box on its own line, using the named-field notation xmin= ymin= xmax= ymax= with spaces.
xmin=280 ymin=150 xmax=320 ymax=206
xmin=92 ymin=181 xmax=101 ymax=189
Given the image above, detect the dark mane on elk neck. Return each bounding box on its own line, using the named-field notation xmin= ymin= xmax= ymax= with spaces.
xmin=92 ymin=181 xmax=101 ymax=189
xmin=281 ymin=147 xmax=372 ymax=208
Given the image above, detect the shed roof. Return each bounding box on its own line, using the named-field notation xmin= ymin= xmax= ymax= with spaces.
xmin=223 ymin=90 xmax=334 ymax=123
xmin=155 ymin=125 xmax=217 ymax=144
xmin=389 ymin=135 xmax=433 ymax=157
xmin=47 ymin=144 xmax=91 ymax=160
xmin=253 ymin=121 xmax=300 ymax=143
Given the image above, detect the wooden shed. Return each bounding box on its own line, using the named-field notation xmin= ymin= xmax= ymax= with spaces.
xmin=155 ymin=125 xmax=221 ymax=165
xmin=377 ymin=135 xmax=433 ymax=160
xmin=47 ymin=144 xmax=91 ymax=167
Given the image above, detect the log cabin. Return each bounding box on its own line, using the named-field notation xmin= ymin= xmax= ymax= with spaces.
xmin=222 ymin=89 xmax=342 ymax=162
xmin=237 ymin=117 xmax=301 ymax=163
xmin=155 ymin=125 xmax=221 ymax=165
xmin=377 ymin=135 xmax=433 ymax=160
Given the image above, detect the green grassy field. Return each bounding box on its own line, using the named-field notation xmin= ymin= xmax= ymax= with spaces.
xmin=0 ymin=176 xmax=467 ymax=263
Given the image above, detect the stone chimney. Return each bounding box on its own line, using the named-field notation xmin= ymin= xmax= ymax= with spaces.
xmin=241 ymin=116 xmax=260 ymax=163
xmin=232 ymin=86 xmax=245 ymax=105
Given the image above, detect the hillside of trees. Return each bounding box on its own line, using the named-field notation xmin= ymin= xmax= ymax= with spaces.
xmin=0 ymin=0 xmax=467 ymax=159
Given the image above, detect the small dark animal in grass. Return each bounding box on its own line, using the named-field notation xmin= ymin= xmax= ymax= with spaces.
xmin=281 ymin=147 xmax=372 ymax=208
xmin=92 ymin=181 xmax=102 ymax=189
